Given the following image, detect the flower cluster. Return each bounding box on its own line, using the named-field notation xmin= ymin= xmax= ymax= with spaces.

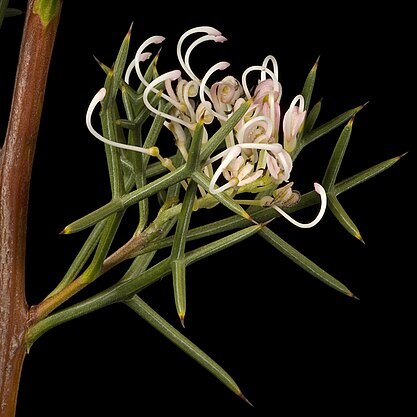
xmin=86 ymin=26 xmax=327 ymax=229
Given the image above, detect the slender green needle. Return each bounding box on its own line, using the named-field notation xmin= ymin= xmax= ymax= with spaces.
xmin=295 ymin=103 xmax=365 ymax=159
xmin=0 ymin=0 xmax=9 ymax=29
xmin=171 ymin=180 xmax=198 ymax=326
xmin=28 ymin=225 xmax=263 ymax=345
xmin=260 ymin=227 xmax=355 ymax=297
xmin=47 ymin=221 xmax=106 ymax=298
xmin=63 ymin=166 xmax=188 ymax=234
xmin=335 ymin=154 xmax=405 ymax=195
xmin=322 ymin=118 xmax=354 ymax=190
xmin=303 ymin=99 xmax=322 ymax=135
xmin=80 ymin=212 xmax=124 ymax=284
xmin=301 ymin=56 xmax=319 ymax=112
xmin=125 ymin=296 xmax=250 ymax=403
xmin=328 ymin=193 xmax=364 ymax=242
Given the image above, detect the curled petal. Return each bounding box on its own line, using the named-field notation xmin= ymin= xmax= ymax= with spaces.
xmin=261 ymin=55 xmax=279 ymax=82
xmin=272 ymin=183 xmax=327 ymax=228
xmin=177 ymin=26 xmax=223 ymax=82
xmin=86 ymin=88 xmax=158 ymax=156
xmin=200 ymin=61 xmax=231 ymax=122
xmin=143 ymin=71 xmax=195 ymax=130
xmin=209 ymin=146 xmax=242 ymax=194
xmin=184 ymin=34 xmax=227 ymax=83
xmin=133 ymin=35 xmax=165 ymax=87
xmin=242 ymin=65 xmax=280 ymax=99
xmin=125 ymin=52 xmax=152 ymax=84
xmin=236 ymin=115 xmax=273 ymax=144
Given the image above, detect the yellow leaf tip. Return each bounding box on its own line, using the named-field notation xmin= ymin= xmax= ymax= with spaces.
xmin=179 ymin=314 xmax=186 ymax=328
xmin=355 ymin=232 xmax=365 ymax=244
xmin=60 ymin=226 xmax=71 ymax=235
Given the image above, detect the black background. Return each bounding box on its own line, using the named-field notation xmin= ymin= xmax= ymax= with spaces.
xmin=1 ymin=1 xmax=412 ymax=416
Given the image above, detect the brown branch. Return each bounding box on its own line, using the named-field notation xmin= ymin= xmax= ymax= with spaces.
xmin=0 ymin=1 xmax=62 ymax=416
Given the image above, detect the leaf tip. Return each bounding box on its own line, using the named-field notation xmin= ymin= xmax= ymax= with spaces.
xmin=347 ymin=116 xmax=355 ymax=127
xmin=179 ymin=314 xmax=186 ymax=329
xmin=238 ymin=392 xmax=254 ymax=407
xmin=128 ymin=21 xmax=134 ymax=37
xmin=312 ymin=55 xmax=320 ymax=71
xmin=355 ymin=232 xmax=366 ymax=244
xmin=349 ymin=292 xmax=360 ymax=301
xmin=397 ymin=151 xmax=408 ymax=161
xmin=59 ymin=226 xmax=70 ymax=235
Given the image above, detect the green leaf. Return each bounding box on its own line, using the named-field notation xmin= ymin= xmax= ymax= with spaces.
xmin=322 ymin=118 xmax=354 ymax=190
xmin=47 ymin=221 xmax=107 ymax=298
xmin=172 ymin=259 xmax=186 ymax=326
xmin=296 ymin=103 xmax=365 ymax=158
xmin=328 ymin=193 xmax=363 ymax=242
xmin=102 ymin=26 xmax=131 ymax=106
xmin=171 ymin=180 xmax=198 ymax=325
xmin=63 ymin=166 xmax=188 ymax=234
xmin=185 ymin=224 xmax=263 ymax=266
xmin=303 ymin=99 xmax=322 ymax=134
xmin=186 ymin=122 xmax=204 ymax=172
xmin=5 ymin=8 xmax=21 ymax=17
xmin=94 ymin=57 xmax=138 ymax=99
xmin=79 ymin=212 xmax=124 ymax=285
xmin=27 ymin=225 xmax=263 ymax=346
xmin=260 ymin=227 xmax=355 ymax=297
xmin=0 ymin=0 xmax=9 ymax=29
xmin=100 ymin=102 xmax=126 ymax=198
xmin=125 ymin=296 xmax=249 ymax=402
xmin=301 ymin=56 xmax=319 ymax=112
xmin=335 ymin=154 xmax=405 ymax=196
xmin=122 ymin=86 xmax=148 ymax=231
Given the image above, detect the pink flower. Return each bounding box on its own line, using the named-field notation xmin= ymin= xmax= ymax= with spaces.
xmin=283 ymin=95 xmax=306 ymax=153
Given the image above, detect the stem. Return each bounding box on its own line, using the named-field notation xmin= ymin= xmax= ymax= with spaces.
xmin=0 ymin=1 xmax=62 ymax=416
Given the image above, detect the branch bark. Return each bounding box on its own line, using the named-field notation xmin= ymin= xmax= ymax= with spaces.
xmin=0 ymin=1 xmax=62 ymax=416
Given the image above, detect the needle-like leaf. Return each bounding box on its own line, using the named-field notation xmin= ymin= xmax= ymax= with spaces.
xmin=303 ymin=99 xmax=322 ymax=135
xmin=322 ymin=118 xmax=354 ymax=190
xmin=335 ymin=154 xmax=405 ymax=196
xmin=301 ymin=56 xmax=319 ymax=112
xmin=125 ymin=296 xmax=251 ymax=403
xmin=294 ymin=103 xmax=365 ymax=159
xmin=328 ymin=193 xmax=364 ymax=242
xmin=171 ymin=180 xmax=198 ymax=326
xmin=260 ymin=227 xmax=355 ymax=297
